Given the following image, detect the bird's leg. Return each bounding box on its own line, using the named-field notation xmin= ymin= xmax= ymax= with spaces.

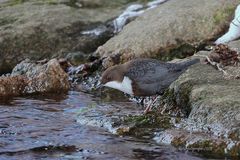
xmin=140 ymin=97 xmax=145 ymax=106
xmin=144 ymin=95 xmax=158 ymax=114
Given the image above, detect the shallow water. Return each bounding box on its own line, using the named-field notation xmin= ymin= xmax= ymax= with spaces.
xmin=0 ymin=91 xmax=206 ymax=160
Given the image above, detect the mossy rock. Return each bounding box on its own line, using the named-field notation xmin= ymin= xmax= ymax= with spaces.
xmin=117 ymin=113 xmax=172 ymax=137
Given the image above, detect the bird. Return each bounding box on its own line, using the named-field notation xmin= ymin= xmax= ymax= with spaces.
xmin=101 ymin=58 xmax=199 ymax=113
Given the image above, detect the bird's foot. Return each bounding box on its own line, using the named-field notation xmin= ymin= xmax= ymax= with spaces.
xmin=143 ymin=95 xmax=158 ymax=114
xmin=143 ymin=105 xmax=152 ymax=114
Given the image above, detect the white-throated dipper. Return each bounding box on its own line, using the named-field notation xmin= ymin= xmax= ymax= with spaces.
xmin=101 ymin=58 xmax=199 ymax=113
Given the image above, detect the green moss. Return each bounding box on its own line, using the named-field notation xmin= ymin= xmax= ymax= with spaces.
xmin=228 ymin=143 xmax=240 ymax=158
xmin=0 ymin=17 xmax=17 ymax=26
xmin=159 ymin=80 xmax=194 ymax=117
xmin=228 ymin=132 xmax=240 ymax=141
xmin=161 ymin=89 xmax=176 ymax=107
xmin=176 ymin=82 xmax=193 ymax=116
xmin=45 ymin=1 xmax=58 ymax=5
xmin=124 ymin=114 xmax=152 ymax=126
xmin=123 ymin=113 xmax=172 ymax=129
xmin=7 ymin=0 xmax=28 ymax=6
xmin=187 ymin=140 xmax=227 ymax=158
xmin=155 ymin=43 xmax=196 ymax=62
xmin=171 ymin=137 xmax=186 ymax=147
xmin=60 ymin=0 xmax=81 ymax=8
xmin=214 ymin=6 xmax=236 ymax=25
xmin=119 ymin=113 xmax=172 ymax=137
xmin=187 ymin=140 xmax=211 ymax=149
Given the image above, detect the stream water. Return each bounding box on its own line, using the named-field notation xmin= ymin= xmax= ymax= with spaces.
xmin=0 ymin=91 xmax=209 ymax=160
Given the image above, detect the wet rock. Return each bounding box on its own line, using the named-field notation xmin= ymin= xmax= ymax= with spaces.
xmin=65 ymin=52 xmax=88 ymax=66
xmin=16 ymin=59 xmax=70 ymax=93
xmin=118 ymin=113 xmax=172 ymax=137
xmin=156 ymin=52 xmax=240 ymax=156
xmin=68 ymin=59 xmax=102 ymax=80
xmin=154 ymin=129 xmax=240 ymax=158
xmin=0 ymin=0 xmax=125 ymax=74
xmin=75 ymin=99 xmax=141 ymax=134
xmin=67 ymin=57 xmax=104 ymax=93
xmin=0 ymin=75 xmax=28 ymax=97
xmin=75 ymin=98 xmax=172 ymax=137
xmin=162 ymin=63 xmax=240 ymax=134
xmin=73 ymin=87 xmax=172 ymax=137
xmin=96 ymin=0 xmax=238 ymax=68
xmin=0 ymin=59 xmax=69 ymax=97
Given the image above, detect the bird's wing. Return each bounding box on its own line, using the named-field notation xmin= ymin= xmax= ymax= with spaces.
xmin=125 ymin=58 xmax=177 ymax=83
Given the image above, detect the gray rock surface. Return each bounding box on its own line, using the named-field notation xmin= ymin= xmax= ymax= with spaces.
xmin=97 ymin=0 xmax=238 ymax=68
xmin=155 ymin=52 xmax=240 ymax=156
xmin=165 ymin=62 xmax=240 ymax=138
xmin=229 ymin=39 xmax=240 ymax=51
xmin=0 ymin=0 xmax=126 ymax=74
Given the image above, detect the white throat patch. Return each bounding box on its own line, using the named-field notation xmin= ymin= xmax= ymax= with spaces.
xmin=103 ymin=76 xmax=133 ymax=95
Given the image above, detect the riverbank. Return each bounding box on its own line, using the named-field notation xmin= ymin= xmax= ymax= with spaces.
xmin=0 ymin=0 xmax=240 ymax=159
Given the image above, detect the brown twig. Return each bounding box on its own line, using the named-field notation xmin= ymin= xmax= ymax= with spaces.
xmin=205 ymin=56 xmax=228 ymax=76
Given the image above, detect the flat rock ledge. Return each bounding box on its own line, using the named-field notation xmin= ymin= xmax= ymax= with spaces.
xmin=0 ymin=59 xmax=70 ymax=97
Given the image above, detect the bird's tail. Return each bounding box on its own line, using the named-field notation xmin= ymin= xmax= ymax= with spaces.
xmin=177 ymin=58 xmax=200 ymax=70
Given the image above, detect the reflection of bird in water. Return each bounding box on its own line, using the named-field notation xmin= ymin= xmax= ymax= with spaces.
xmin=101 ymin=58 xmax=199 ymax=113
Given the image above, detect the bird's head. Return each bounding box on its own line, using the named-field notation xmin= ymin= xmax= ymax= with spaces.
xmin=101 ymin=65 xmax=124 ymax=86
xmin=100 ymin=64 xmax=133 ymax=95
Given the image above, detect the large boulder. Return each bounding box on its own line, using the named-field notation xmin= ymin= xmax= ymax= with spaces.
xmin=0 ymin=0 xmax=129 ymax=74
xmin=166 ymin=62 xmax=240 ymax=136
xmin=155 ymin=52 xmax=240 ymax=156
xmin=97 ymin=0 xmax=239 ymax=68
